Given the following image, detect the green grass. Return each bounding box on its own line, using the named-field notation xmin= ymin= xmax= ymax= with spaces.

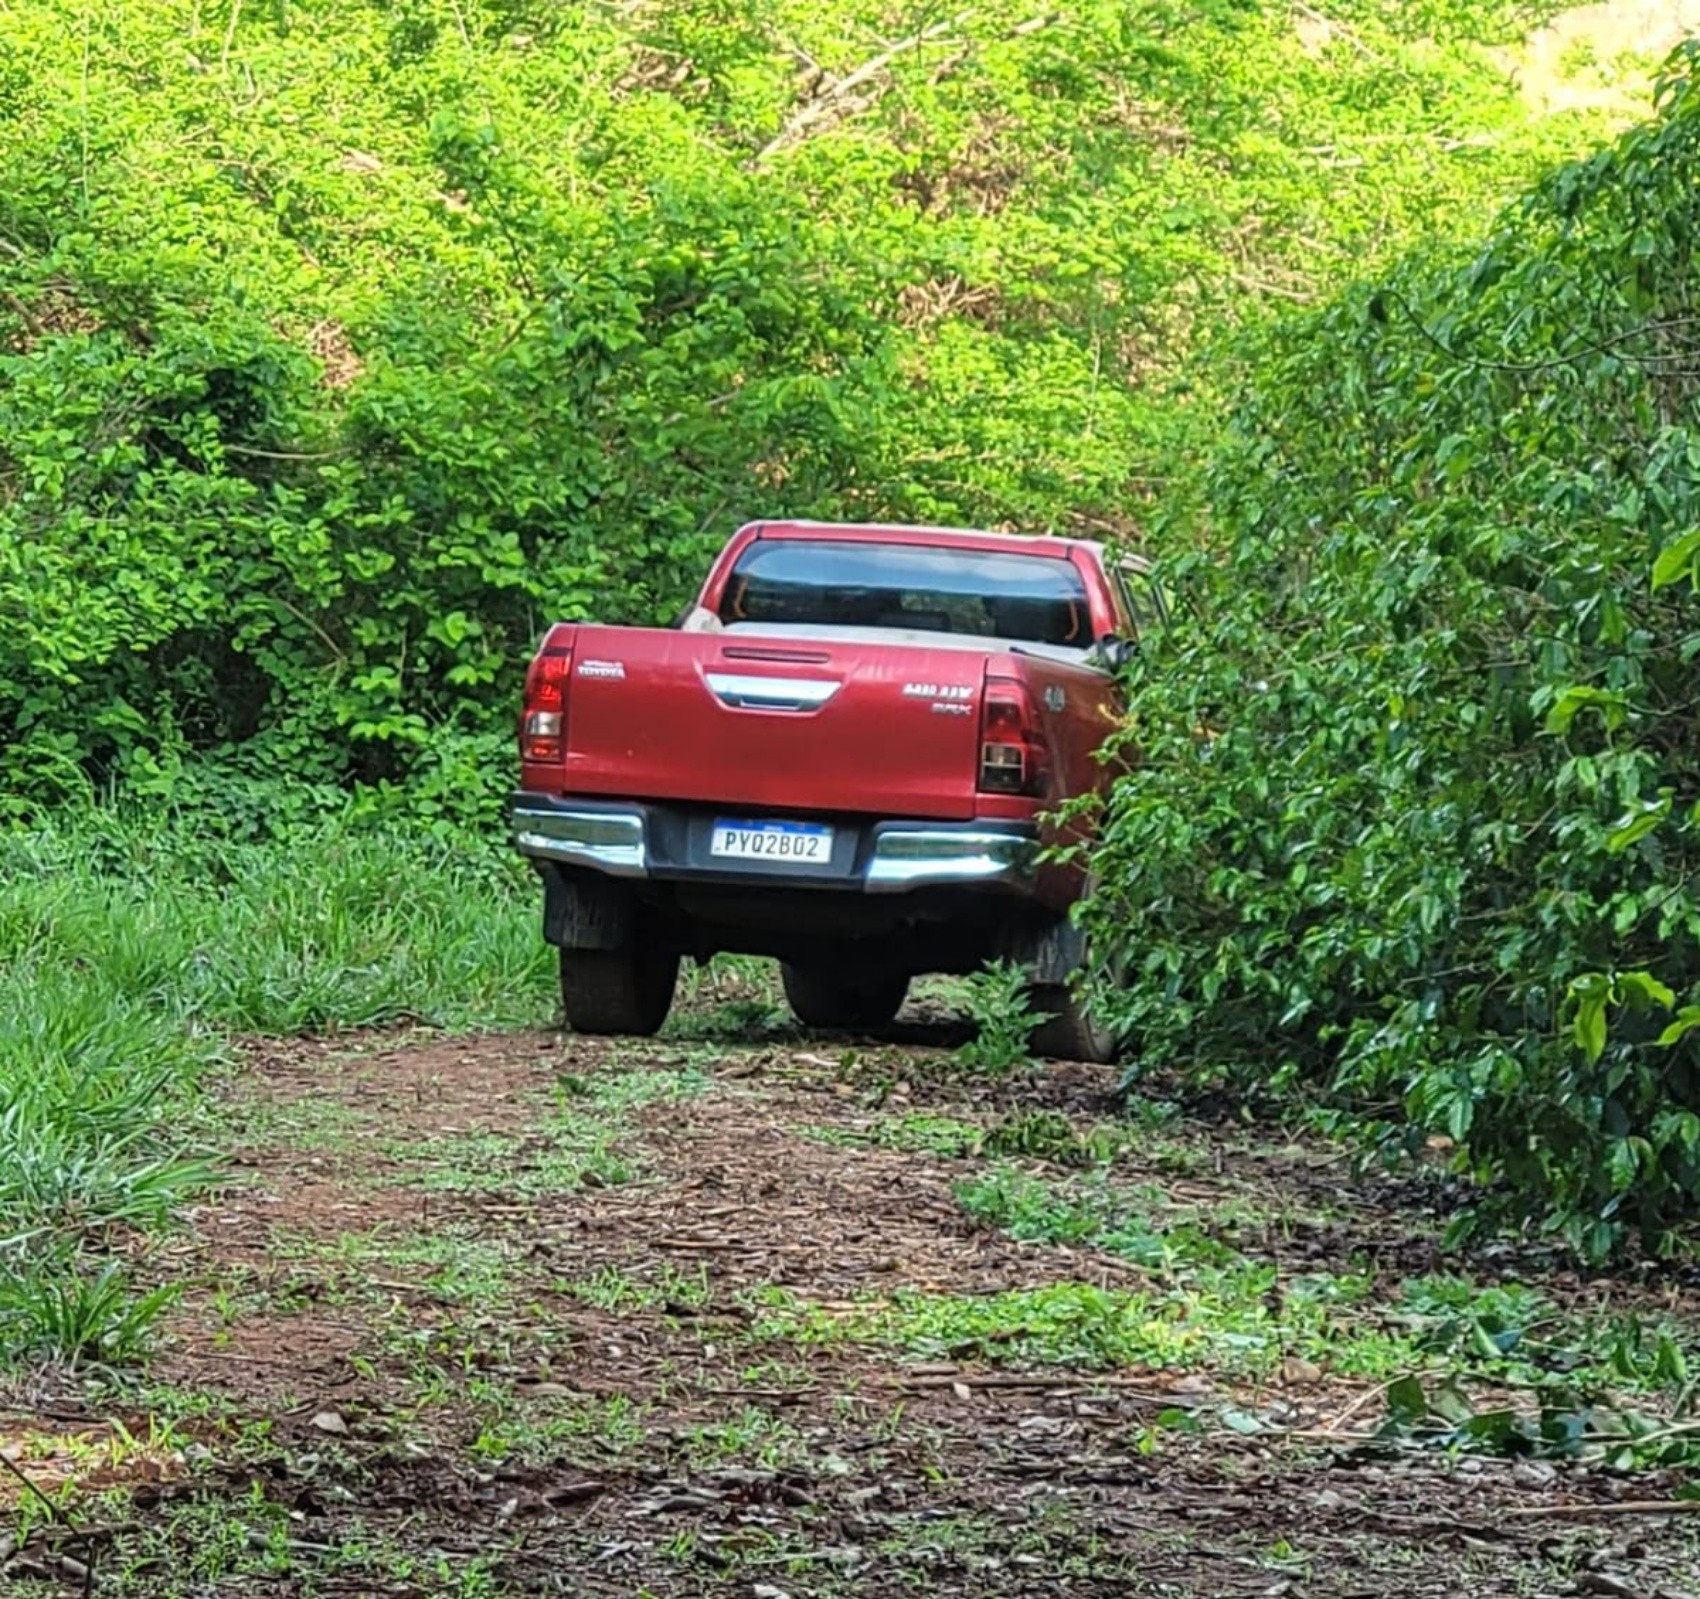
xmin=736 ymin=1165 xmax=1700 ymax=1412
xmin=745 ymin=1276 xmax=1400 ymax=1378
xmin=380 ymin=1068 xmax=713 ymax=1196
xmin=978 ymin=1111 xmax=1132 ymax=1168
xmin=1 ymin=816 xmax=553 ymax=1035
xmin=88 ymin=1487 xmax=510 ymax=1598
xmin=554 ymin=1064 xmax=714 ymax=1111
xmin=564 ymin=1263 xmax=713 ymax=1313
xmin=660 ymin=956 xmax=793 ymax=1042
xmin=462 ymin=1391 xmax=654 ymax=1467
xmin=0 ymin=808 xmax=554 ymax=1367
xmin=380 ymin=1123 xmax=640 ymax=1195
xmin=288 ymin=1228 xmax=521 ymax=1308
xmin=803 ymin=1110 xmax=1138 ymax=1164
xmin=803 ymin=1112 xmax=985 ymax=1159
xmin=956 ymin=1167 xmax=1234 ymax=1269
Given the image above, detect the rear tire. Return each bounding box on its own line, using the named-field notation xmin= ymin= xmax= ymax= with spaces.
xmin=1028 ymin=982 xmax=1122 ymax=1064
xmin=559 ymin=943 xmax=679 ymax=1036
xmin=781 ymin=963 xmax=909 ymax=1030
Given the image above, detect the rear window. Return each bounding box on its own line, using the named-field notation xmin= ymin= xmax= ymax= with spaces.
xmin=718 ymin=539 xmax=1093 ymax=647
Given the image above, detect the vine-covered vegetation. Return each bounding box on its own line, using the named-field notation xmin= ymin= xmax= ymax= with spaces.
xmin=1 ymin=0 xmax=1597 ymax=814
xmin=1091 ymin=44 xmax=1700 ymax=1258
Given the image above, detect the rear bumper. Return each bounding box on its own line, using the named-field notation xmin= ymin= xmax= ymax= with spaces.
xmin=510 ymin=793 xmax=1038 ymax=894
xmin=512 ymin=804 xmax=648 ymax=878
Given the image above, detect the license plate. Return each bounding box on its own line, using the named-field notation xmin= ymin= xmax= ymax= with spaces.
xmin=710 ymin=819 xmax=834 ymax=864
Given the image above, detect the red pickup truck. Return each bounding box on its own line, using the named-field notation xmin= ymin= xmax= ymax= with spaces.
xmin=512 ymin=521 xmax=1152 ymax=1060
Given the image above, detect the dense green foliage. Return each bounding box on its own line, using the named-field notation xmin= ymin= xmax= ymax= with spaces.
xmin=0 ymin=811 xmax=552 ymax=1362
xmin=0 ymin=0 xmax=1599 ymax=811
xmin=10 ymin=0 xmax=1698 ymax=1281
xmin=1089 ymin=44 xmax=1700 ymax=1259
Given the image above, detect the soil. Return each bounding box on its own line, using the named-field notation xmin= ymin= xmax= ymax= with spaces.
xmin=1507 ymin=2 xmax=1700 ymax=117
xmin=7 ymin=1020 xmax=1700 ymax=1597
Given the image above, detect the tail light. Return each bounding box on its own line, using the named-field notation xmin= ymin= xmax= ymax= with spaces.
xmin=520 ymin=648 xmax=573 ymax=762
xmin=979 ymin=675 xmax=1049 ymax=796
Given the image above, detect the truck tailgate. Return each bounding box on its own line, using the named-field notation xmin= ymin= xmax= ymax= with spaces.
xmin=560 ymin=627 xmax=986 ymax=820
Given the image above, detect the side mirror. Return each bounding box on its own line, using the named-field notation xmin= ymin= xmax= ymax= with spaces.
xmin=1096 ymin=634 xmax=1138 ymax=670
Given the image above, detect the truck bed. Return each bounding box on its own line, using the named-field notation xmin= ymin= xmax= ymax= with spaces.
xmin=521 ymin=622 xmax=1108 ymax=822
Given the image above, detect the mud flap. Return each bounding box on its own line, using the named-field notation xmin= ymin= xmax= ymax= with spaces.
xmin=542 ymin=868 xmax=637 ymax=951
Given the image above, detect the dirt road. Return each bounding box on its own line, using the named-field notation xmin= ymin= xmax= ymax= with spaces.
xmin=6 ymin=1014 xmax=1700 ymax=1597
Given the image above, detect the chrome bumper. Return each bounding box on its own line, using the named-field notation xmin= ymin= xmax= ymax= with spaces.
xmin=511 ymin=799 xmax=1036 ymax=892
xmin=862 ymin=827 xmax=1036 ymax=891
xmin=511 ymin=805 xmax=648 ymax=877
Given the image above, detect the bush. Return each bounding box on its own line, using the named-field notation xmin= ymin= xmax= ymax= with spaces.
xmin=1087 ymin=46 xmax=1700 ymax=1259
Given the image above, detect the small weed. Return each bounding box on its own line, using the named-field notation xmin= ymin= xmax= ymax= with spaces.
xmin=95 ymin=1485 xmax=510 ymax=1594
xmin=1121 ymin=1094 xmax=1182 ymax=1131
xmin=1394 ymin=1275 xmax=1553 ymax=1360
xmin=565 ymin=1262 xmax=712 ymax=1313
xmin=735 ymin=1356 xmax=816 ymax=1391
xmin=384 ymin=1107 xmax=641 ymax=1195
xmin=665 ymin=957 xmax=792 ymax=1041
xmin=752 ymin=1275 xmax=1407 ymax=1377
xmin=1149 ymin=1140 xmax=1211 ymax=1178
xmin=466 ymin=1392 xmax=653 ymax=1465
xmin=0 ymin=1256 xmax=181 ymax=1369
xmin=980 ymin=1109 xmax=1123 ymax=1167
xmin=1390 ymin=1276 xmax=1696 ymax=1391
xmin=802 ymin=1112 xmax=982 ymax=1158
xmin=380 ymin=1312 xmax=574 ymax=1408
xmin=1375 ymin=1358 xmax=1700 ymax=1471
xmin=678 ymin=997 xmax=793 ymax=1041
xmin=675 ymin=1405 xmax=811 ymax=1471
xmin=112 ymin=1382 xmax=248 ymax=1429
xmin=387 ymin=1063 xmax=712 ymax=1196
xmin=242 ymin=1092 xmax=369 ymax=1155
xmin=956 ymin=1167 xmax=1231 ymax=1268
xmin=955 ymin=960 xmax=1041 ymax=1074
xmin=559 ymin=1065 xmax=713 ymax=1112
xmin=299 ymin=1228 xmax=518 ymax=1307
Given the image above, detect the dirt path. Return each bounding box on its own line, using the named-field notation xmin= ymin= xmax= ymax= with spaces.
xmin=8 ymin=1022 xmax=1700 ymax=1597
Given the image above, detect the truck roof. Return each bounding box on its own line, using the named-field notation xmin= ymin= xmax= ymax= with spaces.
xmin=736 ymin=519 xmax=1111 ymax=562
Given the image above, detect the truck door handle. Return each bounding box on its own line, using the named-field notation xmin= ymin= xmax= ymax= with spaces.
xmin=705 ymin=672 xmax=841 ymax=711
